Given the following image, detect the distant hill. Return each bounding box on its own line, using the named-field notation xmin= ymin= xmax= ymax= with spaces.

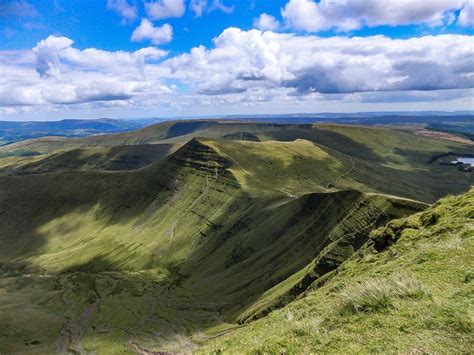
xmin=225 ymin=113 xmax=474 ymax=139
xmin=226 ymin=110 xmax=474 ymax=119
xmin=0 ymin=118 xmax=166 ymax=145
xmin=2 ymin=112 xmax=472 ymax=147
xmin=1 ymin=121 xmax=472 ymax=202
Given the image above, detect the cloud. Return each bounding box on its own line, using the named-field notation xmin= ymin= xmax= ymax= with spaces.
xmin=189 ymin=0 xmax=206 ymax=17
xmin=0 ymin=0 xmax=38 ymax=17
xmin=145 ymin=0 xmax=185 ymax=20
xmin=209 ymin=0 xmax=234 ymax=14
xmin=189 ymin=0 xmax=234 ymax=17
xmin=2 ymin=30 xmax=473 ymax=118
xmin=131 ymin=19 xmax=173 ymax=45
xmin=42 ymin=80 xmax=136 ymax=105
xmin=281 ymin=0 xmax=467 ymax=32
xmin=253 ymin=14 xmax=280 ymax=31
xmin=458 ymin=1 xmax=473 ymax=27
xmin=32 ymin=35 xmax=74 ymax=78
xmin=0 ymin=36 xmax=171 ymax=110
xmin=163 ymin=28 xmax=474 ymax=95
xmin=106 ymin=0 xmax=137 ymax=23
xmin=61 ymin=46 xmax=167 ymax=76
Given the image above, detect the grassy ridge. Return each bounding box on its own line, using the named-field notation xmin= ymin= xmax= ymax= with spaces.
xmin=263 ymin=125 xmax=474 ymax=202
xmin=198 ymin=188 xmax=474 ymax=353
xmin=0 ymin=143 xmax=177 ymax=176
xmin=0 ymin=120 xmax=288 ymax=154
xmin=1 ymin=121 xmax=472 ymax=202
xmin=0 ymin=137 xmax=429 ymax=353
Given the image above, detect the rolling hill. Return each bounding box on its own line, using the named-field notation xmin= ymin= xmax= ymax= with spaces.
xmin=0 ymin=118 xmax=164 ymax=145
xmin=0 ymin=122 xmax=472 ymax=353
xmin=0 ymin=144 xmax=178 ymax=176
xmin=1 ymin=121 xmax=472 ymax=202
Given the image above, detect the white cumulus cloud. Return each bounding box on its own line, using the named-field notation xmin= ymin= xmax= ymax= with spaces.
xmin=190 ymin=0 xmax=206 ymax=17
xmin=131 ymin=19 xmax=173 ymax=45
xmin=162 ymin=28 xmax=474 ymax=95
xmin=2 ymin=29 xmax=473 ymax=118
xmin=253 ymin=14 xmax=280 ymax=31
xmin=32 ymin=35 xmax=73 ymax=78
xmin=189 ymin=0 xmax=234 ymax=17
xmin=106 ymin=0 xmax=137 ymax=23
xmin=145 ymin=0 xmax=185 ymax=20
xmin=209 ymin=0 xmax=234 ymax=14
xmin=282 ymin=0 xmax=468 ymax=32
xmin=1 ymin=36 xmax=171 ymax=111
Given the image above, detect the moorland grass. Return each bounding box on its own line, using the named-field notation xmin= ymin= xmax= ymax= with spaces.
xmin=339 ymin=273 xmax=428 ymax=314
xmin=0 ymin=126 xmax=472 ymax=353
xmin=198 ymin=189 xmax=474 ymax=354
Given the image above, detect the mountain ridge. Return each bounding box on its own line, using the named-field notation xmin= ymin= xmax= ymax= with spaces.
xmin=0 ymin=123 xmax=472 ymax=353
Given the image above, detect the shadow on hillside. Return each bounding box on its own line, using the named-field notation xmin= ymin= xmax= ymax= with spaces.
xmin=394 ymin=145 xmax=474 ymax=166
xmin=1 ymin=144 xmax=174 ymax=176
xmin=0 ymin=143 xmax=191 ymax=263
xmin=267 ymin=126 xmax=382 ymax=162
xmin=3 ymin=184 xmax=427 ymax=353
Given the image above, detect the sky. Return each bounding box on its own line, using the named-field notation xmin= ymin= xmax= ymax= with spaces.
xmin=0 ymin=0 xmax=473 ymax=121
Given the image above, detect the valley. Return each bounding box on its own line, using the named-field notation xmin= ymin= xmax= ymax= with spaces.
xmin=0 ymin=120 xmax=472 ymax=353
xmin=2 ymin=2 xmax=473 ymax=353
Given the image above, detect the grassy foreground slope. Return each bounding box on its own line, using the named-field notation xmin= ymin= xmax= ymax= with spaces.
xmin=0 ymin=138 xmax=427 ymax=353
xmin=198 ymin=189 xmax=474 ymax=354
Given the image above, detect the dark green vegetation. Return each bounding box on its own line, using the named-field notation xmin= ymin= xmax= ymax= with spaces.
xmin=0 ymin=120 xmax=472 ymax=353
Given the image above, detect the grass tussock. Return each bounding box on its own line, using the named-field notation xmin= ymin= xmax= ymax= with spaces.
xmin=340 ymin=273 xmax=428 ymax=314
xmin=283 ymin=309 xmax=323 ymax=337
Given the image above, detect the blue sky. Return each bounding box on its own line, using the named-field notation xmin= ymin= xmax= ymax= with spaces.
xmin=0 ymin=0 xmax=473 ymax=120
xmin=4 ymin=1 xmax=286 ymax=52
xmin=3 ymin=0 xmax=472 ymax=52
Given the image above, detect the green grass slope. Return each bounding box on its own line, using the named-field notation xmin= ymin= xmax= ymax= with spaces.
xmin=1 ymin=122 xmax=471 ymax=203
xmin=264 ymin=124 xmax=474 ymax=202
xmin=198 ymin=188 xmax=474 ymax=354
xmin=0 ymin=143 xmax=177 ymax=176
xmin=0 ymin=138 xmax=427 ymax=353
xmin=0 ymin=120 xmax=288 ymax=154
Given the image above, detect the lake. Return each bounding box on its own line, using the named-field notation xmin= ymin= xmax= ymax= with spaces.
xmin=452 ymin=157 xmax=474 ymax=166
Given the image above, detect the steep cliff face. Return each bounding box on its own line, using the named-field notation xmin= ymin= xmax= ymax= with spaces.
xmin=199 ymin=189 xmax=474 ymax=354
xmin=234 ymin=191 xmax=426 ymax=322
xmin=168 ymin=138 xmax=233 ymax=175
